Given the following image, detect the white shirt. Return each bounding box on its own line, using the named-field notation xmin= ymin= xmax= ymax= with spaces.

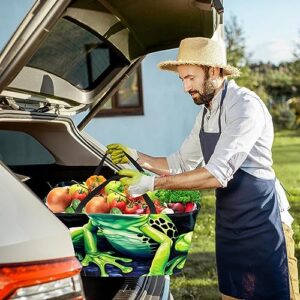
xmin=167 ymin=80 xmax=293 ymax=226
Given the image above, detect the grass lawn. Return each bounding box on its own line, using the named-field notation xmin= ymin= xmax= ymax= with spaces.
xmin=170 ymin=130 xmax=300 ymax=300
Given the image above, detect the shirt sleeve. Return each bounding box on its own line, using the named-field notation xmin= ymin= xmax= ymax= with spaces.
xmin=167 ymin=111 xmax=204 ymax=174
xmin=204 ymin=94 xmax=266 ymax=187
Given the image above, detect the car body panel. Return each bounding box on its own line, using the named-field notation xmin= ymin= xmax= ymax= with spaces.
xmin=0 ymin=162 xmax=75 ymax=263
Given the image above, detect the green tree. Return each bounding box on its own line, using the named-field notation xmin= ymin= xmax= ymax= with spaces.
xmin=225 ymin=16 xmax=298 ymax=129
xmin=225 ymin=15 xmax=268 ymax=101
xmin=293 ymin=29 xmax=300 ymax=60
xmin=225 ymin=15 xmax=248 ymax=67
xmin=290 ymin=30 xmax=300 ymax=95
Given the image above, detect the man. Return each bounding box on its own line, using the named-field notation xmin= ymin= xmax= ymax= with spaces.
xmin=107 ymin=37 xmax=299 ymax=300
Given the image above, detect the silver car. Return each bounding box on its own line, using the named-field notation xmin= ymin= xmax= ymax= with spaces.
xmin=0 ymin=0 xmax=222 ymax=299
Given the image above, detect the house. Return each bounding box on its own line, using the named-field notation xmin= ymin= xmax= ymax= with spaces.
xmin=81 ymin=49 xmax=201 ymax=157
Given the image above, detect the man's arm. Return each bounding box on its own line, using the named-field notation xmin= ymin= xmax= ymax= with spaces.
xmin=137 ymin=111 xmax=204 ymax=176
xmin=137 ymin=152 xmax=170 ymax=175
xmin=154 ymin=167 xmax=222 ymax=190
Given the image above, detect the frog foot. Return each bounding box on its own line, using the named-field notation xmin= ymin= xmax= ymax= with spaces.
xmin=165 ymin=255 xmax=187 ymax=275
xmin=75 ymin=251 xmax=83 ymax=261
xmin=81 ymin=251 xmax=133 ymax=276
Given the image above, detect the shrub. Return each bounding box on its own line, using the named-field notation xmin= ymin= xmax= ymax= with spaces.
xmin=271 ymin=103 xmax=297 ymax=130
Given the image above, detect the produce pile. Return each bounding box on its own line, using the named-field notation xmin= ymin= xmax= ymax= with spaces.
xmin=45 ymin=175 xmax=201 ymax=215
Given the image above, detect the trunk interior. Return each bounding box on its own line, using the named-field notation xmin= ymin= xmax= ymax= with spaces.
xmin=0 ymin=112 xmax=156 ymax=299
xmin=8 ymin=162 xmax=148 ymax=300
xmin=9 ymin=164 xmax=115 ymax=201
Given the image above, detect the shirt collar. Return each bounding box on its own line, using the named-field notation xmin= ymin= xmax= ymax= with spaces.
xmin=205 ymin=81 xmax=224 ymax=112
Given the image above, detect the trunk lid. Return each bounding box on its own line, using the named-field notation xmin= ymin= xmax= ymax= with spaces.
xmin=0 ymin=0 xmax=221 ymax=117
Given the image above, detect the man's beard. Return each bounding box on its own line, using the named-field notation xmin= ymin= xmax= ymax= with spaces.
xmin=190 ymin=78 xmax=217 ymax=106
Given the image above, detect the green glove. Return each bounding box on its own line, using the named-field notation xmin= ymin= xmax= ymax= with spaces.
xmin=118 ymin=169 xmax=155 ymax=197
xmin=106 ymin=143 xmax=139 ymax=164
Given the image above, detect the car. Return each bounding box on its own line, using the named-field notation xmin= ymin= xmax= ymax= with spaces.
xmin=0 ymin=0 xmax=222 ymax=299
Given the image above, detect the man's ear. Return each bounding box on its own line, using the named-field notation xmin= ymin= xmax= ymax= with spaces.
xmin=209 ymin=67 xmax=221 ymax=79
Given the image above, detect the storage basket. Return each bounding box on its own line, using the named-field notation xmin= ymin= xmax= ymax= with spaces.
xmin=56 ymin=154 xmax=200 ymax=277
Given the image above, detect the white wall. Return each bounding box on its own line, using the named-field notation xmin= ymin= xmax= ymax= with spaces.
xmin=83 ymin=49 xmax=202 ymax=157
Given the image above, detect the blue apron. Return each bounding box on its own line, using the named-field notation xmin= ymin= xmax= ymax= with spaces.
xmin=199 ymin=81 xmax=290 ymax=299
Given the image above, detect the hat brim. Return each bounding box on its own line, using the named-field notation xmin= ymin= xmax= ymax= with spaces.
xmin=158 ymin=60 xmax=240 ymax=77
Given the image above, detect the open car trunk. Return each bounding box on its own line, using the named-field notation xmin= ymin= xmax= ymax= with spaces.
xmin=0 ymin=0 xmax=222 ymax=297
xmin=0 ymin=111 xmax=172 ymax=299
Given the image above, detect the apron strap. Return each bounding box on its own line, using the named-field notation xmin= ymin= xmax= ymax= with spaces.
xmin=218 ymin=79 xmax=228 ymax=132
xmin=200 ymin=79 xmax=228 ymax=133
xmin=200 ymin=106 xmax=208 ymax=129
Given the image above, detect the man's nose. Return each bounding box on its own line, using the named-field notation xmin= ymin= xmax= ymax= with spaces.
xmin=183 ymin=80 xmax=192 ymax=93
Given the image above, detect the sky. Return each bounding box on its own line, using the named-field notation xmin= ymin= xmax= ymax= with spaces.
xmin=0 ymin=0 xmax=300 ymax=65
xmin=225 ymin=0 xmax=300 ymax=64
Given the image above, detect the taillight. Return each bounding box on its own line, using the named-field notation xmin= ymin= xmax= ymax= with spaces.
xmin=0 ymin=257 xmax=84 ymax=299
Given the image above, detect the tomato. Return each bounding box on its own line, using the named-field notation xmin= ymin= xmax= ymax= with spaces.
xmin=116 ymin=200 xmax=127 ymax=212
xmin=107 ymin=192 xmax=126 ymax=204
xmin=85 ymin=196 xmax=110 ymax=214
xmin=72 ymin=191 xmax=87 ymax=201
xmin=108 ymin=198 xmax=117 ymax=208
xmin=153 ymin=199 xmax=161 ymax=205
xmin=145 ymin=205 xmax=163 ymax=214
xmin=155 ymin=205 xmax=165 ymax=213
xmin=46 ymin=187 xmax=72 ymax=213
xmin=152 ymin=199 xmax=165 ymax=213
xmin=68 ymin=183 xmax=88 ymax=195
xmin=106 ymin=192 xmax=127 ymax=212
xmin=124 ymin=204 xmax=138 ymax=214
xmin=86 ymin=175 xmax=106 ymax=192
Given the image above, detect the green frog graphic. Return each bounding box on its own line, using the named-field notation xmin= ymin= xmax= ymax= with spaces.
xmin=71 ymin=213 xmax=193 ymax=276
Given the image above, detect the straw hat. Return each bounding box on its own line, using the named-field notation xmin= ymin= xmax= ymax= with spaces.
xmin=158 ymin=37 xmax=240 ymax=77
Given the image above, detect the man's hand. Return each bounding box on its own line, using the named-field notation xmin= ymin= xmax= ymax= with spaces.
xmin=106 ymin=143 xmax=139 ymax=164
xmin=118 ymin=169 xmax=155 ymax=197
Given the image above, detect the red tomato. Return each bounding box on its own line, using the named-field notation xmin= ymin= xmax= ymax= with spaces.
xmin=46 ymin=187 xmax=72 ymax=213
xmin=124 ymin=204 xmax=138 ymax=214
xmin=85 ymin=196 xmax=110 ymax=214
xmin=145 ymin=204 xmax=164 ymax=214
xmin=153 ymin=199 xmax=161 ymax=206
xmin=152 ymin=199 xmax=165 ymax=214
xmin=108 ymin=198 xmax=125 ymax=210
xmin=72 ymin=191 xmax=87 ymax=201
xmin=108 ymin=198 xmax=117 ymax=208
xmin=155 ymin=205 xmax=165 ymax=213
xmin=116 ymin=201 xmax=127 ymax=212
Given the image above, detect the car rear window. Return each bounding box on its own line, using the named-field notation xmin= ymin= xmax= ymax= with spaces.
xmin=27 ymin=17 xmax=127 ymax=90
xmin=0 ymin=130 xmax=54 ymax=165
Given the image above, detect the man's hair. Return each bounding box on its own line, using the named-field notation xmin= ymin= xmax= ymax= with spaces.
xmin=202 ymin=66 xmax=210 ymax=81
xmin=202 ymin=65 xmax=224 ymax=79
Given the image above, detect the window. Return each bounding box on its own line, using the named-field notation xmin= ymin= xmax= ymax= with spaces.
xmin=27 ymin=18 xmax=128 ymax=90
xmin=0 ymin=130 xmax=54 ymax=165
xmin=96 ymin=67 xmax=144 ymax=116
